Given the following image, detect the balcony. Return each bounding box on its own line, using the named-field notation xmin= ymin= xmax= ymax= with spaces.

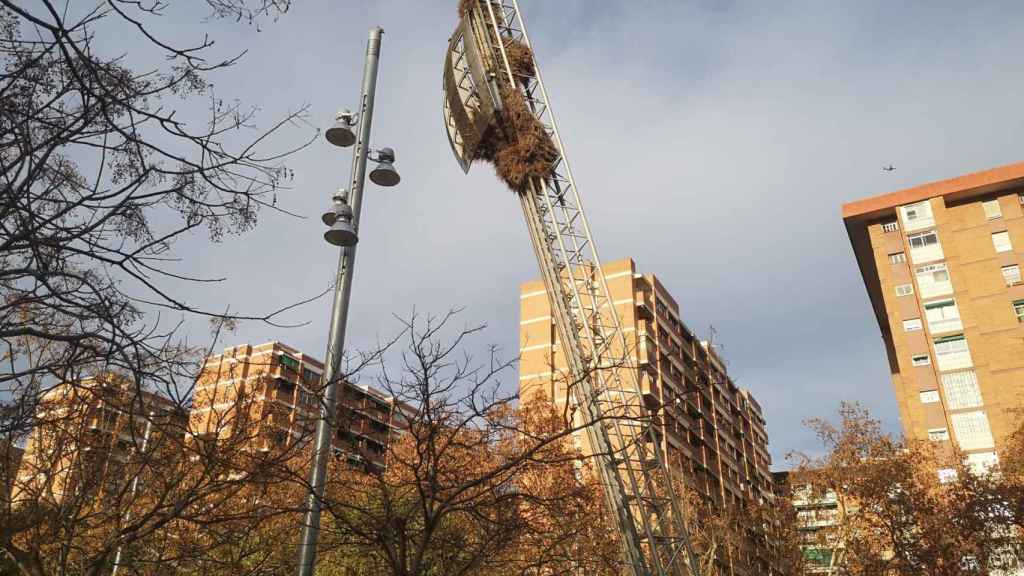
xmin=636 ymin=299 xmax=653 ymax=322
xmin=927 ymin=317 xmax=962 ymax=334
xmin=638 ymin=333 xmax=658 ymax=372
xmin=934 ymin=336 xmax=973 ymax=372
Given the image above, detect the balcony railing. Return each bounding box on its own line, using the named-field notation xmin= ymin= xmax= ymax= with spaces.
xmin=928 ymin=317 xmax=962 ymax=334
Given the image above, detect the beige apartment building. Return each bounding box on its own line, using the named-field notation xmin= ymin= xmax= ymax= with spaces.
xmin=191 ymin=341 xmax=411 ymax=472
xmin=13 ymin=375 xmax=183 ymax=506
xmin=13 ymin=343 xmax=410 ymax=507
xmin=843 ymin=161 xmax=1024 ymax=471
xmin=519 ymin=258 xmax=776 ymax=572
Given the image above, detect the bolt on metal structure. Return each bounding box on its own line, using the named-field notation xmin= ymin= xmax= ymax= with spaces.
xmin=443 ymin=2 xmax=701 ymax=576
xmin=296 ymin=26 xmax=399 ymax=576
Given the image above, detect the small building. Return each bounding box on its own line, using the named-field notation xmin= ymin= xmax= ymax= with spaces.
xmin=773 ymin=470 xmax=844 ymax=575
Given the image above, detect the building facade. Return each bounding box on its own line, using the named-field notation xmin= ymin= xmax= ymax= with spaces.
xmin=843 ymin=162 xmax=1024 ymax=471
xmin=772 ymin=471 xmax=844 ymax=575
xmin=519 ymin=258 xmax=776 ymax=573
xmin=12 ymin=375 xmax=183 ymax=506
xmin=191 ymin=341 xmax=410 ymax=472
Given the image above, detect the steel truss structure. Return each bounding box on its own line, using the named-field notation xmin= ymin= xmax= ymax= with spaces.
xmin=443 ymin=2 xmax=702 ymax=575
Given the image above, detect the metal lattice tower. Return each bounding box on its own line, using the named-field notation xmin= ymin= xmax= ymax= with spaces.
xmin=443 ymin=2 xmax=702 ymax=575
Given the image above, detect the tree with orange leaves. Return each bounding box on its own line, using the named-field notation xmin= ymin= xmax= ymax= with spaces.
xmin=310 ymin=311 xmax=625 ymax=576
xmin=789 ymin=402 xmax=1021 ymax=576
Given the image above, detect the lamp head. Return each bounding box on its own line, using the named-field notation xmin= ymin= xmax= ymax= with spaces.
xmin=324 ymin=219 xmax=358 ymax=247
xmin=325 ymin=109 xmax=357 ymax=148
xmin=376 ymin=147 xmax=396 ymax=163
xmin=369 ymin=149 xmax=400 ymax=187
xmin=321 ymin=189 xmax=350 ymax=226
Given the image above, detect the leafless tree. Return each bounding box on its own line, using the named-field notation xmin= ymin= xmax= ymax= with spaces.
xmin=308 ymin=310 xmax=632 ymax=576
xmin=0 ymin=0 xmax=319 ymax=573
xmin=0 ymin=0 xmax=316 ymax=415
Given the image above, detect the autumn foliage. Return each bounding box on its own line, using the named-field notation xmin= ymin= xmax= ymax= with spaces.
xmin=788 ymin=402 xmax=1023 ymax=576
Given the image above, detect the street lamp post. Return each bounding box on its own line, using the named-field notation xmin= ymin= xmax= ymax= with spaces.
xmin=295 ymin=26 xmax=399 ymax=576
xmin=111 ymin=411 xmax=155 ymax=576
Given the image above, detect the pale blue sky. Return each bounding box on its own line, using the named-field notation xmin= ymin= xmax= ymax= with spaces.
xmin=108 ymin=1 xmax=1024 ymax=465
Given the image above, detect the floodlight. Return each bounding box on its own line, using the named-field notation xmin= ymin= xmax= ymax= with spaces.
xmin=321 ymin=189 xmax=349 ymax=226
xmin=324 ymin=212 xmax=357 ymax=247
xmin=325 ymin=109 xmax=357 ymax=148
xmin=369 ymin=147 xmax=400 ymax=187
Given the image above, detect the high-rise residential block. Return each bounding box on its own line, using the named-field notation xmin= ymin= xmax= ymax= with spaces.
xmin=191 ymin=342 xmax=410 ymax=472
xmin=843 ymin=162 xmax=1024 ymax=471
xmin=12 ymin=342 xmax=410 ymax=509
xmin=13 ymin=375 xmax=183 ymax=506
xmin=519 ymin=258 xmax=775 ymax=572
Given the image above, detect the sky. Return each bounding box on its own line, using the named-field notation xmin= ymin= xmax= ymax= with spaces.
xmin=99 ymin=0 xmax=1024 ymax=466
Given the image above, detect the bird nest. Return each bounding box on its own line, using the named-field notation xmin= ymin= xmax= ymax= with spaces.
xmin=473 ymin=84 xmax=558 ymax=192
xmin=502 ymin=38 xmax=535 ymax=79
xmin=456 ymin=0 xmax=556 ymax=192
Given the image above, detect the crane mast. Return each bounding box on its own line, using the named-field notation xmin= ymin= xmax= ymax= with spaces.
xmin=442 ymin=2 xmax=701 ymax=575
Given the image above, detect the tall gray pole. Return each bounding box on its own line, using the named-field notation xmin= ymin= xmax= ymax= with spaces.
xmin=295 ymin=27 xmax=383 ymax=576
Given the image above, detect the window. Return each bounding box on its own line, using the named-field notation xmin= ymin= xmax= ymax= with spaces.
xmin=924 ymin=298 xmax=962 ymax=333
xmin=919 ymin=390 xmax=940 ymax=403
xmin=934 ymin=335 xmax=972 ymax=371
xmin=908 ymin=230 xmax=939 ymax=249
xmin=804 ymin=548 xmax=835 ymax=568
xmin=982 ymin=200 xmax=1002 ymax=220
xmin=299 ymin=390 xmax=317 ymax=406
xmin=911 ymin=354 xmax=931 ymax=367
xmin=882 ymin=221 xmax=899 ymax=233
xmin=951 ymin=411 xmax=995 ymax=450
xmin=1015 ymin=300 xmax=1024 ymax=323
xmin=1003 ymin=265 xmax=1022 ymax=286
xmin=928 ymin=428 xmax=949 ymax=441
xmin=915 ymin=262 xmax=953 ymax=298
xmin=900 ymin=201 xmax=934 ymax=231
xmin=903 ymin=318 xmax=923 ymax=332
xmin=941 ymin=371 xmax=984 ymax=410
xmin=895 ymin=284 xmax=915 ymax=297
xmin=888 ymin=252 xmax=907 ymax=264
xmin=278 ymin=354 xmax=300 ymax=371
xmin=302 ymin=368 xmax=320 ymax=385
xmin=908 ymin=230 xmax=944 ymax=263
xmin=992 ymin=231 xmax=1013 ymax=253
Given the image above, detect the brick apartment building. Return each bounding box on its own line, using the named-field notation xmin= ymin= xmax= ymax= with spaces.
xmin=772 ymin=471 xmax=843 ymax=575
xmin=519 ymin=258 xmax=776 ymax=573
xmin=843 ymin=162 xmax=1024 ymax=472
xmin=12 ymin=343 xmax=411 ymax=507
xmin=191 ymin=341 xmax=411 ymax=472
xmin=12 ymin=375 xmax=183 ymax=506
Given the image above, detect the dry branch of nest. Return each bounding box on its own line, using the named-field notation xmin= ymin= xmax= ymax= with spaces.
xmin=456 ymin=0 xmax=556 ymax=192
xmin=474 ymin=84 xmax=558 ymax=192
xmin=502 ymin=38 xmax=535 ymax=79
